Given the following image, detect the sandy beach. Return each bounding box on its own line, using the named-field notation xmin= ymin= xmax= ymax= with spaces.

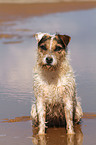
xmin=0 ymin=2 xmax=96 ymax=20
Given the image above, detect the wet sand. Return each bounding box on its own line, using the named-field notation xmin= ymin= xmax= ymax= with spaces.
xmin=0 ymin=2 xmax=96 ymax=21
xmin=0 ymin=112 xmax=96 ymax=123
xmin=0 ymin=113 xmax=96 ymax=145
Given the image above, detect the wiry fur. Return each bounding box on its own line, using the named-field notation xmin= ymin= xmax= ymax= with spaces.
xmin=31 ymin=32 xmax=83 ymax=135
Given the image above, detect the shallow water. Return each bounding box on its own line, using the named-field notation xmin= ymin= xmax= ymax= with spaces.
xmin=0 ymin=8 xmax=96 ymax=145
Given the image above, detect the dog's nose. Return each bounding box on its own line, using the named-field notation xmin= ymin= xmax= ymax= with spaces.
xmin=46 ymin=57 xmax=53 ymax=64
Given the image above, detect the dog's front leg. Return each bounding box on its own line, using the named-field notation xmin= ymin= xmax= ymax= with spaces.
xmin=64 ymin=98 xmax=75 ymax=134
xmin=37 ymin=97 xmax=46 ymax=135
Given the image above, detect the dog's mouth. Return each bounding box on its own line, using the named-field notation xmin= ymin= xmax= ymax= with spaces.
xmin=42 ymin=64 xmax=57 ymax=71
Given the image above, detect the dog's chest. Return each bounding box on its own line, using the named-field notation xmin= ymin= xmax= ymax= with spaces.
xmin=34 ymin=72 xmax=67 ymax=103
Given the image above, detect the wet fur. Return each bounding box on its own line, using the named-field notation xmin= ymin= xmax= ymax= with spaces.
xmin=31 ymin=32 xmax=83 ymax=135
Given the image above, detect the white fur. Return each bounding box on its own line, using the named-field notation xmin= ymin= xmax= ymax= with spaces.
xmin=35 ymin=32 xmax=45 ymax=41
xmin=49 ymin=35 xmax=55 ymax=50
xmin=31 ymin=33 xmax=83 ymax=135
xmin=43 ymin=54 xmax=57 ymax=66
xmin=35 ymin=32 xmax=55 ymax=42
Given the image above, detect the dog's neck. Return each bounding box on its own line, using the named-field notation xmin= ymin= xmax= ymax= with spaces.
xmin=37 ymin=59 xmax=70 ymax=85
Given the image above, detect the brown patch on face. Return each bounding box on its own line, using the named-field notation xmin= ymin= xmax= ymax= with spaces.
xmin=50 ymin=36 xmax=66 ymax=62
xmin=45 ymin=34 xmax=71 ymax=68
xmin=53 ymin=34 xmax=71 ymax=56
xmin=38 ymin=34 xmax=51 ymax=52
xmin=57 ymin=34 xmax=71 ymax=47
xmin=37 ymin=33 xmax=71 ymax=71
xmin=53 ymin=34 xmax=71 ymax=50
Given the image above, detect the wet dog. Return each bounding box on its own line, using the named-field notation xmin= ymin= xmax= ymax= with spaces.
xmin=31 ymin=32 xmax=83 ymax=135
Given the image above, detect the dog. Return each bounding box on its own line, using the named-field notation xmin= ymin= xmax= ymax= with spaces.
xmin=31 ymin=32 xmax=83 ymax=135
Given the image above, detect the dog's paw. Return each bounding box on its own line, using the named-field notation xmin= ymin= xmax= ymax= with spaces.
xmin=67 ymin=129 xmax=75 ymax=135
xmin=38 ymin=130 xmax=46 ymax=135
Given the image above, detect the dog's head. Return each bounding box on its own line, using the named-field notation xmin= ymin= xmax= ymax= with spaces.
xmin=35 ymin=32 xmax=71 ymax=71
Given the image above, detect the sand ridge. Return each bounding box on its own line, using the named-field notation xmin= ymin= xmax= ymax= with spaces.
xmin=0 ymin=2 xmax=96 ymax=21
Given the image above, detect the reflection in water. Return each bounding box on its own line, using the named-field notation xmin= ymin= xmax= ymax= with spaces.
xmin=32 ymin=125 xmax=83 ymax=145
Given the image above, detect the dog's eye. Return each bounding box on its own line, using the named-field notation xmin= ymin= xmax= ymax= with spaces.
xmin=40 ymin=45 xmax=47 ymax=51
xmin=54 ymin=46 xmax=63 ymax=52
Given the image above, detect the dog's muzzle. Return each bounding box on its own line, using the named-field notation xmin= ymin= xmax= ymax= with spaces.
xmin=46 ymin=57 xmax=53 ymax=65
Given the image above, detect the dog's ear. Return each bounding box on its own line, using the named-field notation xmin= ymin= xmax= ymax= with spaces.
xmin=63 ymin=35 xmax=71 ymax=46
xmin=58 ymin=34 xmax=71 ymax=47
xmin=35 ymin=32 xmax=46 ymax=42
